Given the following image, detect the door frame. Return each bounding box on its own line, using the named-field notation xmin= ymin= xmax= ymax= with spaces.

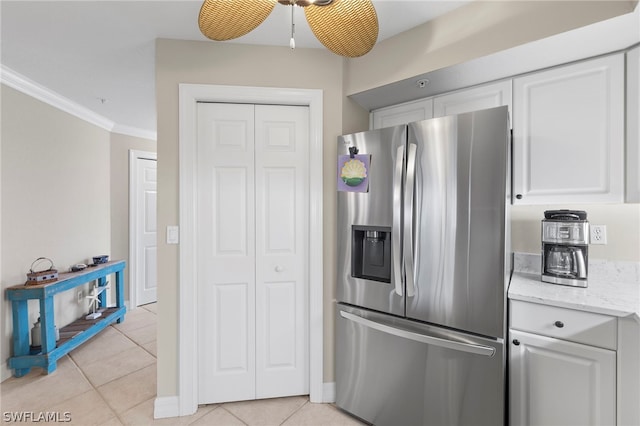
xmin=129 ymin=149 xmax=157 ymax=309
xmin=177 ymin=84 xmax=323 ymax=415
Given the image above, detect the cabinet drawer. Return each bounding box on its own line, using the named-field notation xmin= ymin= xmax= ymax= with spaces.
xmin=510 ymin=300 xmax=617 ymax=349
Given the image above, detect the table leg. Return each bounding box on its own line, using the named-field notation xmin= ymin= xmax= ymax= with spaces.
xmin=116 ymin=269 xmax=125 ymax=323
xmin=39 ymin=297 xmax=56 ymax=354
xmin=11 ymin=300 xmax=31 ymax=377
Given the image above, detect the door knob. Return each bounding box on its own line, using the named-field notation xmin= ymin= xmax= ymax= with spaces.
xmin=275 ymin=266 xmax=284 ymax=272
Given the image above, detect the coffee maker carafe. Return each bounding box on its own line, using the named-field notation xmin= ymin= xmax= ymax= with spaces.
xmin=541 ymin=210 xmax=589 ymax=287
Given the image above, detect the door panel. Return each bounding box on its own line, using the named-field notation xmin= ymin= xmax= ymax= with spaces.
xmin=407 ymin=107 xmax=509 ymax=339
xmin=337 ymin=125 xmax=406 ymax=317
xmin=263 ymin=168 xmax=296 ymax=253
xmin=264 ymin=281 xmax=296 ymax=367
xmin=214 ymin=167 xmax=249 ymax=255
xmin=135 ymin=157 xmax=157 ymax=305
xmin=198 ymin=103 xmax=256 ymax=403
xmin=255 ymin=105 xmax=309 ymax=398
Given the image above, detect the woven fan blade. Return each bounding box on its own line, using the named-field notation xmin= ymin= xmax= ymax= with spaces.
xmin=199 ymin=0 xmax=276 ymax=41
xmin=304 ymin=0 xmax=378 ymax=57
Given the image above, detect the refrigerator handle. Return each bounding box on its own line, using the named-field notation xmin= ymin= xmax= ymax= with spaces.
xmin=340 ymin=311 xmax=496 ymax=357
xmin=404 ymin=143 xmax=417 ymax=297
xmin=392 ymin=144 xmax=405 ymax=297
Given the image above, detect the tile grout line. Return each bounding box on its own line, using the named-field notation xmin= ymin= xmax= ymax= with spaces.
xmin=108 ymin=308 xmax=158 ymax=423
xmin=188 ymin=405 xmax=250 ymax=426
xmin=111 ymin=321 xmax=158 ymax=360
xmin=72 ymin=314 xmax=157 ymax=423
xmin=66 ymin=352 xmax=123 ymax=425
xmin=279 ymin=399 xmax=310 ymax=425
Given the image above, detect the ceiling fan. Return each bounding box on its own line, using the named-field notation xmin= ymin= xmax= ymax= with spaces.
xmin=198 ymin=0 xmax=379 ymax=57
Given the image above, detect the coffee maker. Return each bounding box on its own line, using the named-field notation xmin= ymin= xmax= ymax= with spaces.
xmin=541 ymin=210 xmax=589 ymax=287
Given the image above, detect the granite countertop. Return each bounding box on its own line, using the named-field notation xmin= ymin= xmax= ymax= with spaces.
xmin=508 ymin=253 xmax=640 ymax=320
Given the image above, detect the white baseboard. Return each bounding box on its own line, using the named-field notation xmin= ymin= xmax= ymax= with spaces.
xmin=154 ymin=385 xmax=335 ymax=419
xmin=322 ymin=382 xmax=336 ymax=403
xmin=154 ymin=396 xmax=179 ymax=419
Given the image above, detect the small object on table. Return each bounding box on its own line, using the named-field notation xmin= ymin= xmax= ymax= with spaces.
xmin=70 ymin=263 xmax=87 ymax=272
xmin=85 ymin=282 xmax=109 ymax=320
xmin=25 ymin=257 xmax=58 ymax=285
xmin=92 ymin=255 xmax=109 ymax=265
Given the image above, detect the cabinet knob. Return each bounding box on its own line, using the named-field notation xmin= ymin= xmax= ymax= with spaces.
xmin=275 ymin=266 xmax=284 ymax=272
xmin=554 ymin=321 xmax=564 ymax=328
xmin=512 ymin=339 xmax=520 ymax=346
xmin=516 ymin=194 xmax=523 ymax=200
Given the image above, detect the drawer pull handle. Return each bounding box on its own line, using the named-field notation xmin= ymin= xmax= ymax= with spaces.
xmin=512 ymin=339 xmax=520 ymax=346
xmin=554 ymin=321 xmax=565 ymax=328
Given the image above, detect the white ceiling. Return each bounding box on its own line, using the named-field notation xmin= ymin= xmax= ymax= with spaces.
xmin=0 ymin=0 xmax=470 ymax=139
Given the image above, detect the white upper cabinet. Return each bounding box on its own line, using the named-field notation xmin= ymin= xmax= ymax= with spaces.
xmin=627 ymin=46 xmax=640 ymax=203
xmin=370 ymin=98 xmax=433 ymax=130
xmin=433 ymin=80 xmax=512 ymax=124
xmin=512 ymin=54 xmax=625 ymax=205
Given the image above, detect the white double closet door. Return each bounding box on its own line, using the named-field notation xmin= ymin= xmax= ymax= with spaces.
xmin=196 ymin=102 xmax=310 ymax=404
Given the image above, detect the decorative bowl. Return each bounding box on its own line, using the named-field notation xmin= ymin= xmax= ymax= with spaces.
xmin=92 ymin=255 xmax=109 ymax=265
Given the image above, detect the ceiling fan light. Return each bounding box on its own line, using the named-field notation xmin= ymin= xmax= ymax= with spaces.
xmin=199 ymin=0 xmax=275 ymax=41
xmin=304 ymin=0 xmax=378 ymax=57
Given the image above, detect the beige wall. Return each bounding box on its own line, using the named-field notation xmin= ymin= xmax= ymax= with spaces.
xmin=109 ymin=133 xmax=156 ymax=306
xmin=513 ymin=204 xmax=640 ymax=261
xmin=1 ymin=85 xmax=111 ymax=381
xmin=155 ymin=2 xmax=640 ymax=400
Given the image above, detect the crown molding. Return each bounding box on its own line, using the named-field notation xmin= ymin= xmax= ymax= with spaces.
xmin=1 ymin=64 xmax=115 ymax=131
xmin=1 ymin=64 xmax=156 ymax=141
xmin=112 ymin=123 xmax=157 ymax=141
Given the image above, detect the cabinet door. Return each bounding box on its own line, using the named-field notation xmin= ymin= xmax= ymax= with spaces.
xmin=509 ymin=329 xmax=616 ymax=426
xmin=433 ymin=80 xmax=512 ymax=124
xmin=513 ymin=54 xmax=624 ymax=204
xmin=627 ymin=46 xmax=640 ymax=202
xmin=370 ymin=98 xmax=433 ymax=129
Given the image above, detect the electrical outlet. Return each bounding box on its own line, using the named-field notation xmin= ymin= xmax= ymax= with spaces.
xmin=77 ymin=290 xmax=83 ymax=304
xmin=590 ymin=225 xmax=607 ymax=245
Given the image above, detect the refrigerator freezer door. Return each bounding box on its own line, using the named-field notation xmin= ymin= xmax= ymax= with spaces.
xmin=336 ymin=304 xmax=505 ymax=426
xmin=337 ymin=125 xmax=406 ymax=316
xmin=406 ymin=106 xmax=510 ymax=339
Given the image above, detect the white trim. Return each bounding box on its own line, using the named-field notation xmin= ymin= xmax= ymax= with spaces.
xmin=153 ymin=396 xmax=180 ymax=419
xmin=0 ymin=64 xmax=154 ymax=140
xmin=113 ymin=124 xmax=157 ymax=141
xmin=1 ymin=65 xmax=114 ymax=131
xmin=322 ymin=382 xmax=336 ymax=403
xmin=129 ymin=150 xmax=158 ymax=310
xmin=170 ymin=84 xmax=324 ymax=418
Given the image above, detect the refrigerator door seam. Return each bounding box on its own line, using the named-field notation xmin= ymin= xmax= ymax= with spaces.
xmin=404 ymin=143 xmax=418 ymax=297
xmin=392 ymin=144 xmax=405 ymax=297
xmin=339 ymin=310 xmax=496 ymax=357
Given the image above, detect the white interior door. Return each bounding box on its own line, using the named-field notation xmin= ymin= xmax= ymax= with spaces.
xmin=196 ymin=102 xmax=309 ymax=404
xmin=132 ymin=154 xmax=157 ymax=306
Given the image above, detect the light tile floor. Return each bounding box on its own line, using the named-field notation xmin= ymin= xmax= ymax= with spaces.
xmin=1 ymin=303 xmax=365 ymax=426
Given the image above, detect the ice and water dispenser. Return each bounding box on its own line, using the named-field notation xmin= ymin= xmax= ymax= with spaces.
xmin=351 ymin=226 xmax=392 ymax=283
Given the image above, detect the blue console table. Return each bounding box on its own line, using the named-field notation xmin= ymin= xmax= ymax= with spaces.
xmin=6 ymin=260 xmax=126 ymax=377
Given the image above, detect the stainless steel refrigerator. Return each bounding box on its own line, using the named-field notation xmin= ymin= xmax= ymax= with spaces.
xmin=336 ymin=106 xmax=511 ymax=426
